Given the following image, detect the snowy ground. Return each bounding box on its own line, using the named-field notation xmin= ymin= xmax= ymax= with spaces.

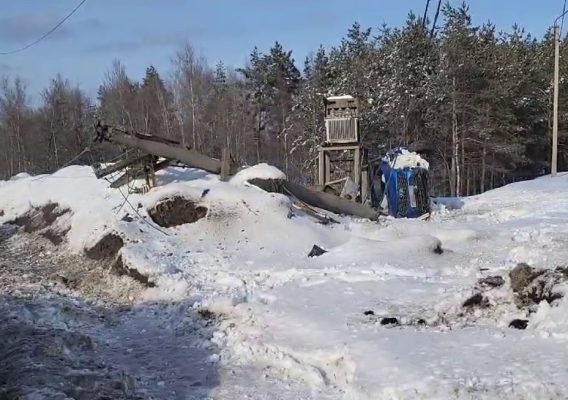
xmin=1 ymin=165 xmax=568 ymax=399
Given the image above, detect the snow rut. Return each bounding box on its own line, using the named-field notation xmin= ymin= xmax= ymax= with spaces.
xmin=201 ymin=296 xmax=357 ymax=395
xmin=223 ymin=328 xmax=356 ymax=392
xmin=0 ymin=229 xmax=220 ymax=399
xmin=231 ymin=339 xmax=355 ymax=389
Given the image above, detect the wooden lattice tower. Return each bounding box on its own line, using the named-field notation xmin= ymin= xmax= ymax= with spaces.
xmin=318 ymin=95 xmax=368 ymax=203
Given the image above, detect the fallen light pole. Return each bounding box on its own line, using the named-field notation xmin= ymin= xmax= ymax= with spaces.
xmin=94 ymin=122 xmax=225 ymax=175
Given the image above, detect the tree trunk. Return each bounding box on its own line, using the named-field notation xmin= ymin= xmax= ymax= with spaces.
xmin=49 ymin=108 xmax=59 ymax=169
xmin=158 ymin=90 xmax=171 ymax=139
xmin=190 ymin=77 xmax=197 ymax=150
xmin=4 ymin=146 xmax=12 ymax=178
xmin=312 ymin=101 xmax=318 ymax=183
xmin=490 ymin=154 xmax=495 ymax=190
xmin=8 ymin=128 xmax=15 ymax=177
xmin=282 ymin=109 xmax=289 ymax=176
xmin=459 ymin=129 xmax=465 ymax=196
xmin=451 ymin=77 xmax=459 ymax=197
xmin=256 ymin=102 xmax=261 ymax=163
xmin=284 ymin=130 xmax=289 ymax=175
xmin=481 ymin=144 xmax=487 ymax=193
xmin=15 ymin=110 xmax=25 ymax=172
xmin=177 ymin=110 xmax=185 ymax=146
xmin=466 ymin=165 xmax=470 ymax=196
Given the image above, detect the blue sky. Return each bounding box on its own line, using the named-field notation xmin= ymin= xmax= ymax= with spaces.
xmin=0 ymin=0 xmax=562 ymax=103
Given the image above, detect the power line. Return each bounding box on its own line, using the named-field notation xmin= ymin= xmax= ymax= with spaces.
xmin=31 ymin=146 xmax=91 ymax=181
xmin=116 ymin=185 xmax=170 ymax=236
xmin=430 ymin=0 xmax=442 ymax=39
xmin=422 ymin=0 xmax=431 ymax=29
xmin=0 ymin=0 xmax=88 ymax=56
xmin=561 ymin=0 xmax=567 ymax=37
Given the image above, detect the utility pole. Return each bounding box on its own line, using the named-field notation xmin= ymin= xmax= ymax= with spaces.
xmin=552 ymin=7 xmax=568 ymax=177
xmin=553 ymin=24 xmax=560 ymax=177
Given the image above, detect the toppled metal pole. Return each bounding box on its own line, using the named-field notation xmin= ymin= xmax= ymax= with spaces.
xmin=249 ymin=178 xmax=381 ymax=220
xmin=95 ymin=122 xmax=224 ymax=174
xmin=283 ymin=181 xmax=380 ymax=220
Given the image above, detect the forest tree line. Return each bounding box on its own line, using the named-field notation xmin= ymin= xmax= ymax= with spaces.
xmin=1 ymin=3 xmax=567 ymax=196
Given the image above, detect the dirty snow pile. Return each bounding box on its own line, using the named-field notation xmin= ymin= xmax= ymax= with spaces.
xmin=2 ymin=164 xmax=568 ymax=399
xmin=229 ymin=162 xmax=286 ymax=185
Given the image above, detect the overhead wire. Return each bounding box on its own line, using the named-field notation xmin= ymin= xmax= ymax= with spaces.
xmin=0 ymin=0 xmax=88 ymax=55
xmin=561 ymin=0 xmax=567 ymax=37
xmin=422 ymin=0 xmax=431 ymax=29
xmin=115 ymin=185 xmax=170 ymax=236
xmin=31 ymin=146 xmax=91 ymax=181
xmin=430 ymin=0 xmax=442 ymax=39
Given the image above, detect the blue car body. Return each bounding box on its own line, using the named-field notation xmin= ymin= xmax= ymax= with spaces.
xmin=370 ymin=149 xmax=430 ymax=218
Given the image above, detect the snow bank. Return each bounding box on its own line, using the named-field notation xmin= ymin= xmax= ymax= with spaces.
xmin=0 ymin=163 xmax=344 ymax=284
xmin=230 ymin=163 xmax=286 ymax=185
xmin=461 ymin=172 xmax=568 ymax=227
xmin=10 ymin=172 xmax=31 ymax=181
xmin=0 ymin=166 xmax=121 ymax=251
xmin=141 ymin=171 xmax=345 ymax=266
xmin=431 ymin=196 xmax=465 ymax=210
xmin=4 ymin=164 xmax=568 ymax=398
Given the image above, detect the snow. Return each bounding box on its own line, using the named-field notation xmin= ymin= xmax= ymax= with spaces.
xmin=2 ymin=166 xmax=568 ymax=399
xmin=326 ymin=95 xmax=355 ymax=101
xmin=10 ymin=172 xmax=31 ymax=181
xmin=0 ymin=166 xmax=120 ymax=251
xmin=230 ymin=163 xmax=286 ymax=185
xmin=390 ymin=148 xmax=430 ymax=170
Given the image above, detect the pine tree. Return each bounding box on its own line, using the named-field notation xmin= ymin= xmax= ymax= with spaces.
xmin=214 ymin=61 xmax=227 ymax=88
xmin=293 ymin=46 xmax=330 ymax=183
xmin=140 ymin=65 xmax=175 ymax=137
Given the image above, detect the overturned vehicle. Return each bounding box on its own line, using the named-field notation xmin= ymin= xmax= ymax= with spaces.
xmin=370 ymin=148 xmax=430 ymax=218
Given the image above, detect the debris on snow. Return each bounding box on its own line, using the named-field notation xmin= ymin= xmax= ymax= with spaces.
xmin=197 ymin=308 xmax=217 ymax=321
xmin=509 ymin=262 xmax=538 ymax=293
xmin=307 ymin=244 xmax=327 ymax=258
xmin=121 ymin=213 xmax=134 ymax=222
xmin=477 ymin=275 xmax=505 ymax=289
xmin=433 ymin=243 xmax=444 ymax=254
xmin=462 ymin=293 xmax=490 ymax=309
xmin=509 ymin=263 xmax=567 ymax=307
xmin=380 ymin=317 xmax=399 ymax=326
xmin=509 ymin=319 xmax=529 ymax=330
